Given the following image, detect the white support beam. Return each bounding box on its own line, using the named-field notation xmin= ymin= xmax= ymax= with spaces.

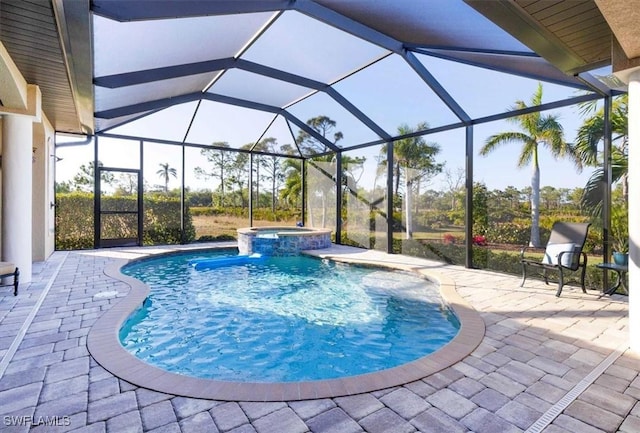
xmin=2 ymin=115 xmax=34 ymax=283
xmin=626 ymin=68 xmax=640 ymax=351
xmin=0 ymin=85 xmax=42 ymax=121
xmin=0 ymin=41 xmax=28 ymax=110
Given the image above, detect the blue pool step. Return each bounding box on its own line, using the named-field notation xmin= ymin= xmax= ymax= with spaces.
xmin=188 ymin=253 xmax=265 ymax=270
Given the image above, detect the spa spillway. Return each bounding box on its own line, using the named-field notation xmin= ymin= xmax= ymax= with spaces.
xmin=237 ymin=226 xmax=332 ymax=256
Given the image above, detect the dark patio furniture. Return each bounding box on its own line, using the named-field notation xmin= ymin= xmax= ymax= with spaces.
xmin=0 ymin=262 xmax=19 ymax=296
xmin=596 ymin=262 xmax=628 ymax=296
xmin=520 ymin=222 xmax=591 ymax=297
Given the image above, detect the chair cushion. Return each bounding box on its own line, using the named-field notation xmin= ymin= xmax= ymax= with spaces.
xmin=0 ymin=261 xmax=17 ymax=276
xmin=542 ymin=243 xmax=576 ymax=267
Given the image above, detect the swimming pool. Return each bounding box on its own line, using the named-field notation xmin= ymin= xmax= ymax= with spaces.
xmin=120 ymin=251 xmax=460 ymax=382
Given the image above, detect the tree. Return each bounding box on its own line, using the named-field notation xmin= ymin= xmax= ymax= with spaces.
xmin=262 ymin=155 xmax=285 ymax=212
xmin=540 ymin=186 xmax=561 ymax=210
xmin=380 ymin=123 xmax=443 ymax=239
xmin=297 ymin=116 xmax=343 ymax=155
xmin=479 ymin=83 xmax=581 ymax=247
xmin=473 ymin=182 xmax=489 ymax=235
xmin=227 ymin=151 xmax=250 ymax=208
xmin=55 ymin=180 xmax=73 ymax=193
xmin=156 ymin=163 xmax=177 ymax=194
xmin=280 ymin=158 xmax=302 ymax=209
xmin=72 ymin=161 xmax=114 ymax=192
xmin=575 ymin=94 xmax=628 ymax=216
xmin=114 ymin=173 xmax=137 ymax=196
xmin=503 ymin=186 xmax=523 ymax=210
xmin=254 ymin=138 xmax=286 ymax=213
xmin=443 ymin=167 xmax=465 ymax=210
xmin=295 ymin=116 xmax=344 ymax=227
xmin=195 ymin=142 xmax=230 ymax=207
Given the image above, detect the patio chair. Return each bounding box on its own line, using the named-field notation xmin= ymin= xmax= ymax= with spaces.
xmin=0 ymin=262 xmax=19 ymax=296
xmin=520 ymin=222 xmax=591 ymax=297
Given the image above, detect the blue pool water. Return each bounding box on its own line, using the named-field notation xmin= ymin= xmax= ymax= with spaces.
xmin=120 ymin=250 xmax=460 ymax=382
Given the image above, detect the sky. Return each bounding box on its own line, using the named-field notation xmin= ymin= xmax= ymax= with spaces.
xmin=55 ymin=95 xmax=597 ymax=196
xmin=55 ymin=9 xmax=607 ymax=196
xmin=54 ymin=79 xmax=599 ymax=195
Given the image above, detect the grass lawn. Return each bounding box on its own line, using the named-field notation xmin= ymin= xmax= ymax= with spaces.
xmin=192 ymin=215 xmax=298 ymax=239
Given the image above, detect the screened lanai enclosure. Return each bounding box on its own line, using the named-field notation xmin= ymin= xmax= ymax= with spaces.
xmin=47 ymin=0 xmax=625 ymax=285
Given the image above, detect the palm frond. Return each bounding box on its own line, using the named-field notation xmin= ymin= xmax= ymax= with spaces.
xmin=479 ymin=131 xmax=530 ymax=156
xmin=580 ymin=158 xmax=628 ymax=218
xmin=574 ymin=115 xmax=603 ymax=166
xmin=516 ymin=140 xmax=536 ymax=168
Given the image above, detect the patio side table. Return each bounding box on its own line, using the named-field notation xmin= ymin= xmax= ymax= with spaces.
xmin=596 ymin=262 xmax=629 ymax=296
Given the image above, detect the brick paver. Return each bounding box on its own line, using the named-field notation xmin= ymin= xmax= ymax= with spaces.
xmin=306 ymin=407 xmax=362 ymax=433
xmin=0 ymin=246 xmax=635 ymax=433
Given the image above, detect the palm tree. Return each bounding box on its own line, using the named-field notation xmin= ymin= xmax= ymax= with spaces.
xmin=156 ymin=162 xmax=177 ymax=194
xmin=479 ymin=83 xmax=581 ymax=247
xmin=280 ymin=158 xmax=302 ymax=208
xmin=574 ymin=94 xmax=628 ymax=216
xmin=380 ymin=122 xmax=443 ymax=239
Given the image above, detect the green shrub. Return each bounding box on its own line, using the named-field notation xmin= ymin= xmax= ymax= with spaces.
xmin=143 ymin=195 xmax=196 ymax=245
xmin=196 ymin=234 xmax=237 ymax=242
xmin=55 ymin=192 xmax=196 ymax=249
xmin=253 ymin=208 xmax=300 ymax=222
xmin=55 ymin=192 xmax=94 ymax=250
xmin=190 ymin=206 xmax=300 ymax=222
xmin=190 ymin=206 xmax=228 ymax=217
xmin=484 ymin=222 xmax=551 ymax=246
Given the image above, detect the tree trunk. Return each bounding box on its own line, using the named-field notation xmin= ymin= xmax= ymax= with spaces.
xmin=271 ymin=176 xmax=276 ymax=213
xmin=321 ymin=192 xmax=326 ymax=228
xmin=530 ymin=165 xmax=541 ymax=247
xmin=255 ymin=160 xmax=260 ymax=208
xmin=309 ymin=194 xmax=315 ymax=227
xmin=405 ymin=176 xmax=412 ymax=240
xmin=219 ymin=165 xmax=225 ymax=207
xmin=414 ymin=178 xmax=420 ymax=214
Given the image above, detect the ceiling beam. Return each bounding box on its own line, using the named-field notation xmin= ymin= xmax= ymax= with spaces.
xmin=325 ymin=88 xmax=391 ymax=141
xmin=412 ymin=48 xmax=587 ymax=90
xmin=295 ymin=1 xmax=469 ymax=124
xmin=94 ymin=57 xmax=390 ymax=141
xmin=96 ymin=91 xmax=339 ymax=152
xmin=94 ymin=59 xmax=236 ymax=88
xmin=95 ymin=92 xmax=203 ymax=119
xmin=52 ymin=0 xmax=94 ymax=134
xmin=201 ymin=94 xmax=339 ymax=152
xmin=464 ymin=0 xmax=588 ymax=75
xmin=92 ymin=0 xmax=293 ymax=21
xmin=402 ymin=51 xmax=471 ymax=124
xmin=293 ymin=0 xmax=402 ymax=53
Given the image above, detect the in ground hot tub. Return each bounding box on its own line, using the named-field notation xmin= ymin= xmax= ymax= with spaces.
xmin=237 ymin=226 xmax=332 ymax=256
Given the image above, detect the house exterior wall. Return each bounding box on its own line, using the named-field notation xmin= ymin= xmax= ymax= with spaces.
xmin=32 ymin=118 xmax=56 ymax=262
xmin=1 ymin=41 xmax=53 ymax=282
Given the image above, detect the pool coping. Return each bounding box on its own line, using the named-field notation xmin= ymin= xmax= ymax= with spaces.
xmin=87 ymin=245 xmax=485 ymax=402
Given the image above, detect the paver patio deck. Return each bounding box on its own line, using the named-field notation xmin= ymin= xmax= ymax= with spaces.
xmin=0 ymin=244 xmax=636 ymax=433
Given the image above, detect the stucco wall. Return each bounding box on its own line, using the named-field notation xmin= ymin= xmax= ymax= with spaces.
xmin=32 ymin=118 xmax=55 ymax=262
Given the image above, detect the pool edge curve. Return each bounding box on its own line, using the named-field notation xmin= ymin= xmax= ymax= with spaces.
xmin=87 ymin=246 xmax=485 ymax=402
